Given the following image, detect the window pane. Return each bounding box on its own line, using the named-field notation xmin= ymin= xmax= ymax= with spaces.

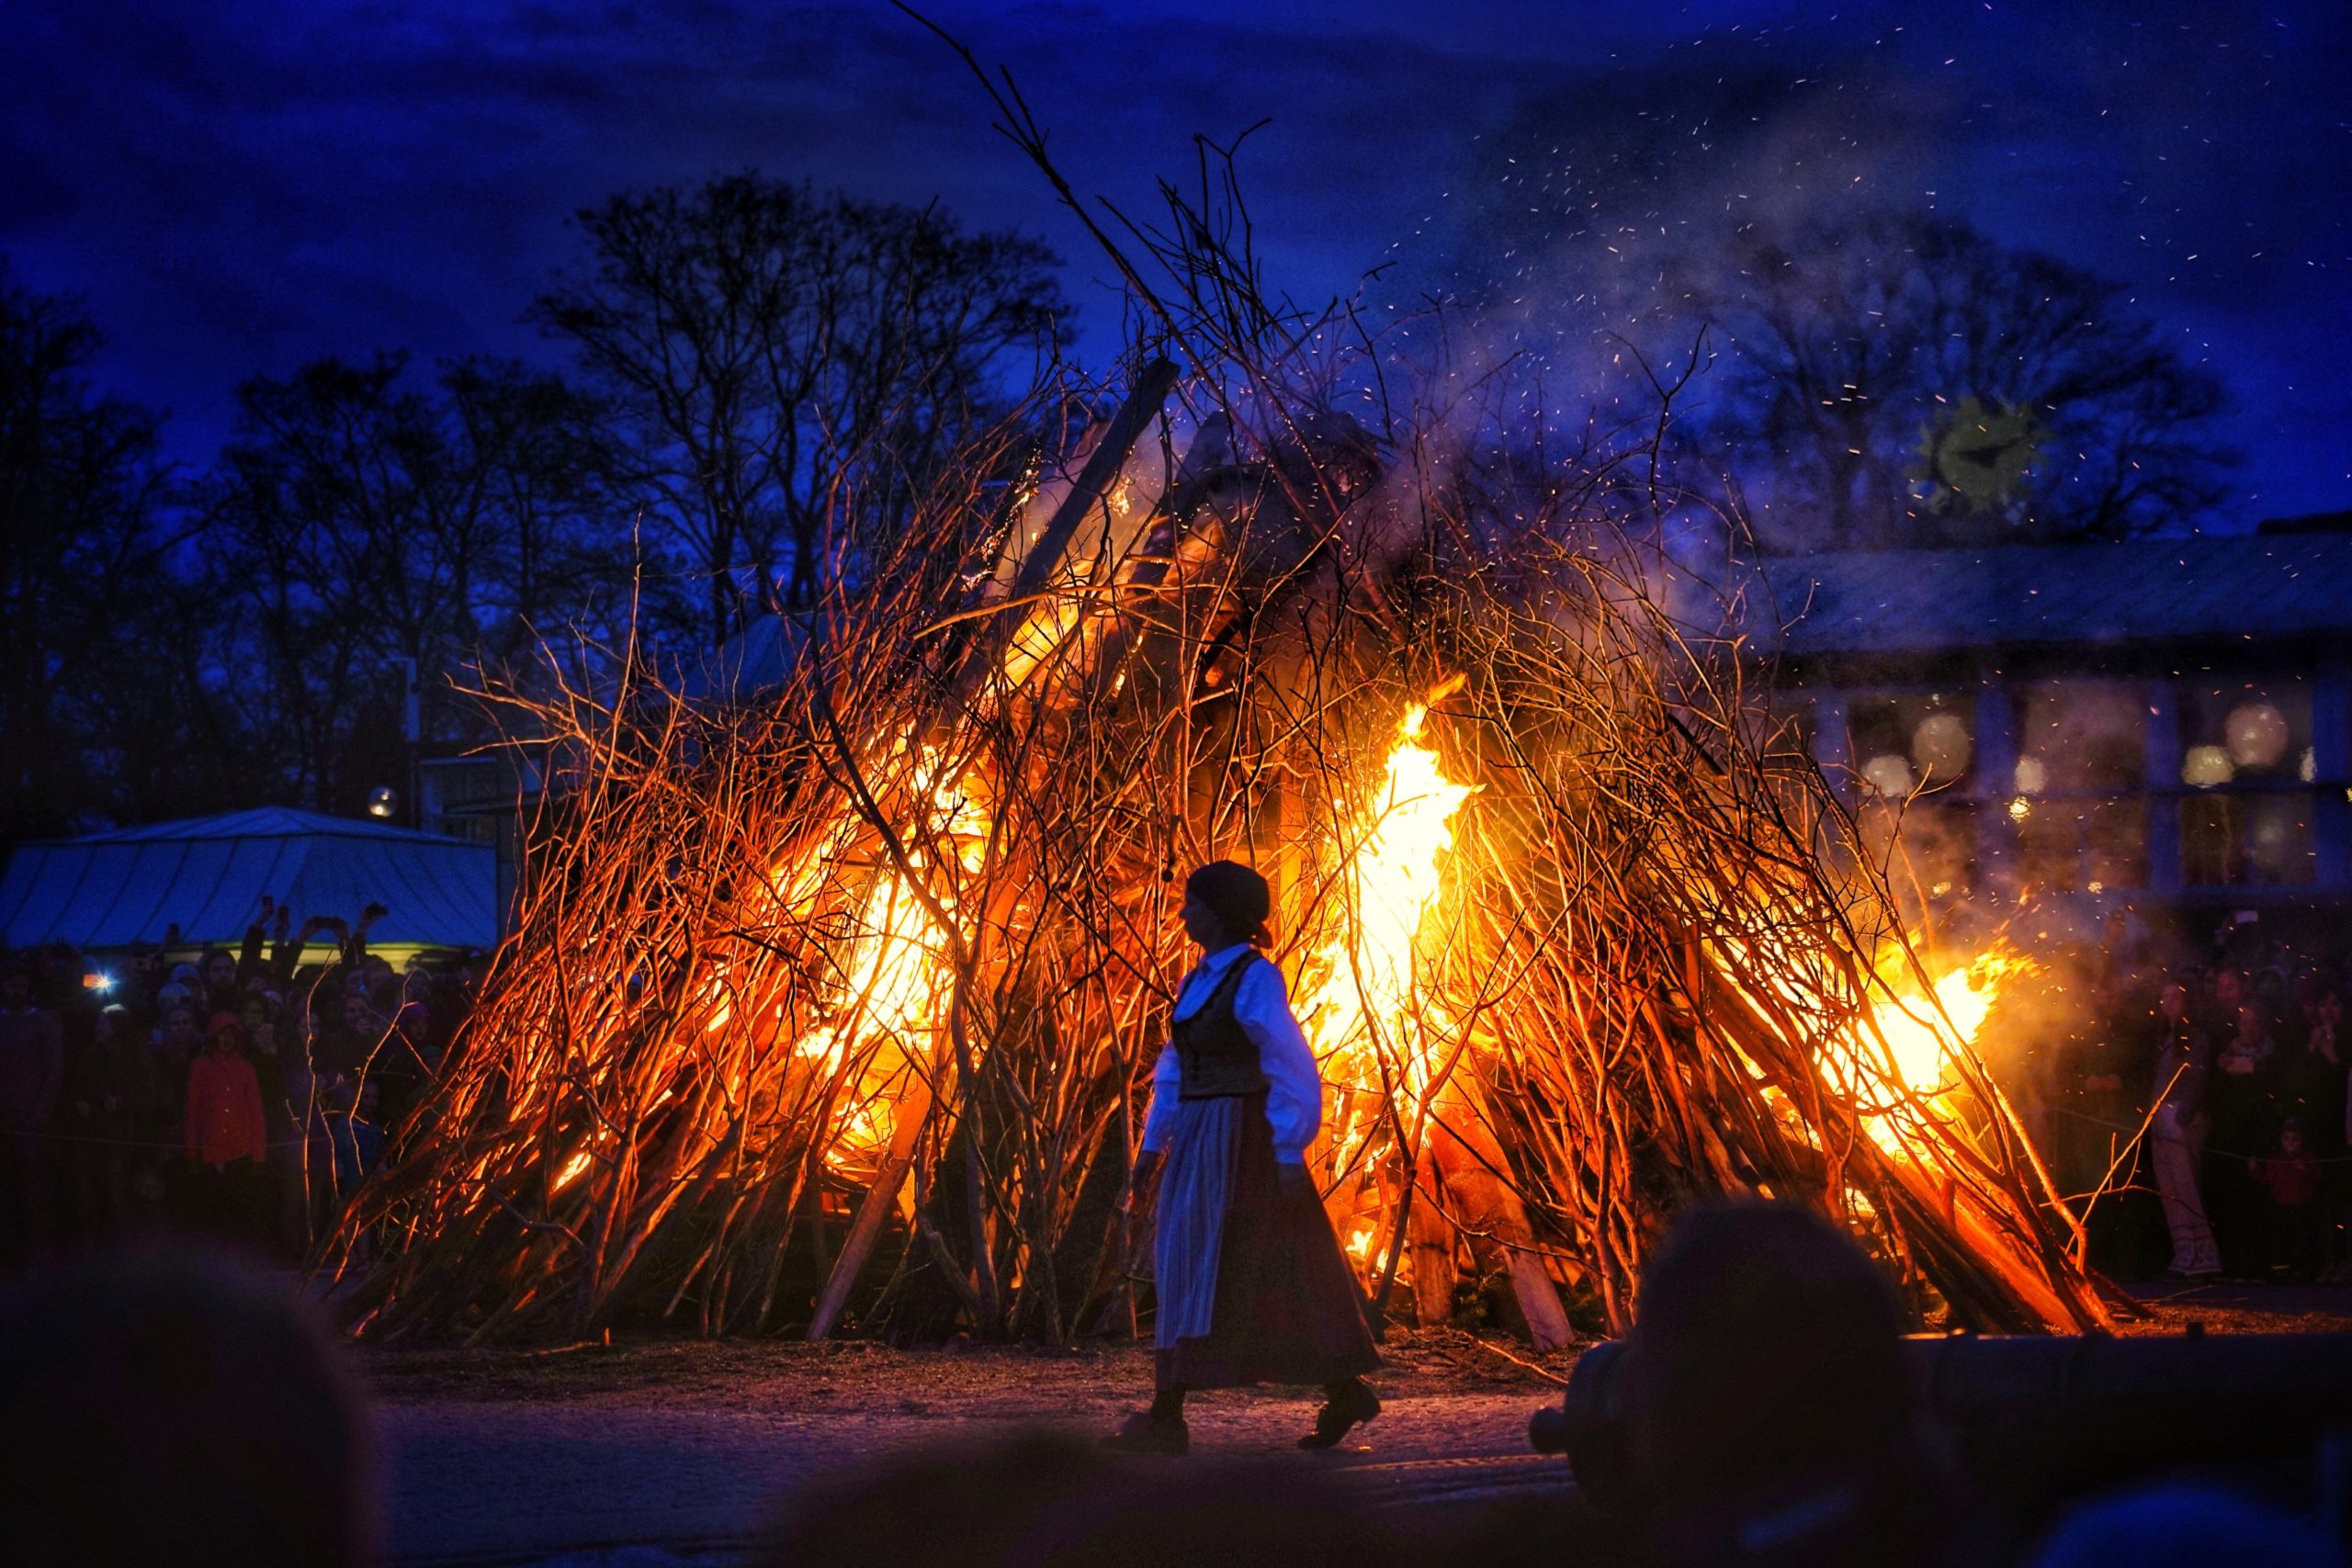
xmin=1848 ymin=693 xmax=1975 ymax=800
xmin=2176 ymin=678 xmax=2312 ymax=788
xmin=2011 ymin=796 xmax=2151 ymax=894
xmin=2084 ymin=798 xmax=2150 ymax=889
xmin=1862 ymin=797 xmax=1980 ymax=901
xmin=2013 ymin=681 xmax=2143 ymax=795
xmin=2180 ymin=794 xmax=2316 ymax=886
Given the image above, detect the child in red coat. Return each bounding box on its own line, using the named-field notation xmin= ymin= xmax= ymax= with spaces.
xmin=2251 ymin=1120 xmax=2326 ymax=1280
xmin=184 ymin=1014 xmax=266 ymax=1242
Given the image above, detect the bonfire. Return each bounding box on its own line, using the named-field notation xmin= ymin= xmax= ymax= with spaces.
xmin=318 ymin=56 xmax=2119 ymax=1346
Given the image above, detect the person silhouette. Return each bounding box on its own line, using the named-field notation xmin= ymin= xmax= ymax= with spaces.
xmin=1103 ymin=860 xmax=1380 ymax=1456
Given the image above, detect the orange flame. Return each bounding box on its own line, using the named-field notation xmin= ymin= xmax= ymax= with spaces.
xmin=1851 ymin=951 xmax=2031 ymax=1155
xmin=1871 ymin=954 xmax=2025 ymax=1099
xmin=1301 ymin=684 xmax=1477 ymax=1174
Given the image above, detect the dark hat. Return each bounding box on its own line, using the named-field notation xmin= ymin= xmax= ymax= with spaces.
xmin=1184 ymin=861 xmax=1272 ymax=943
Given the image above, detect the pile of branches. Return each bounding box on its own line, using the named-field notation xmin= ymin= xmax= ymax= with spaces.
xmin=319 ymin=56 xmax=2118 ymax=1344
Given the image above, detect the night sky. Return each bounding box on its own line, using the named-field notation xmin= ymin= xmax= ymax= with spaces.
xmin=6 ymin=0 xmax=2346 ymax=524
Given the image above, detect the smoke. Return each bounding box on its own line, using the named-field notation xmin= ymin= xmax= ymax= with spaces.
xmin=1365 ymin=28 xmax=1962 ymax=564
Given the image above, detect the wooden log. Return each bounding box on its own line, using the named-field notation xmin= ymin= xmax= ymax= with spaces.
xmin=1426 ymin=1088 xmax=1577 ymax=1350
xmin=949 ymin=357 xmax=1181 ymax=710
xmin=807 ymin=1070 xmax=938 ymax=1340
xmin=1407 ymin=1176 xmax=1458 ymax=1328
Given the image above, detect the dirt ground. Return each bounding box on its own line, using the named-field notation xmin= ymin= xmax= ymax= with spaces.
xmin=361 ymin=1321 xmax=1593 ymax=1565
xmin=362 ymin=1321 xmax=1577 ymax=1409
xmin=364 ymin=1326 xmax=1582 ymax=1563
xmin=359 ymin=1278 xmax=2352 ymax=1407
xmin=361 ymin=1280 xmax=2352 ymax=1565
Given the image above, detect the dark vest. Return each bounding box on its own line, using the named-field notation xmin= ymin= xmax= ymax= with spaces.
xmin=1173 ymin=951 xmax=1269 ymax=1101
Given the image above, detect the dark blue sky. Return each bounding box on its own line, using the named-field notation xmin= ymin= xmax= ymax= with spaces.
xmin=6 ymin=0 xmax=2346 ymax=522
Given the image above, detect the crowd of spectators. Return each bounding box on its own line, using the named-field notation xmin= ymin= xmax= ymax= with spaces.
xmin=0 ymin=898 xmax=479 ymax=1266
xmin=2027 ymin=912 xmax=2351 ymax=1283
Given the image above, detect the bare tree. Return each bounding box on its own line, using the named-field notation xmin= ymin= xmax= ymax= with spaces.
xmin=202 ymin=354 xmax=628 ymax=812
xmin=532 ymin=176 xmax=1070 ymax=646
xmin=1693 ymin=209 xmax=2234 ymax=550
xmin=0 ymin=264 xmax=186 ymax=837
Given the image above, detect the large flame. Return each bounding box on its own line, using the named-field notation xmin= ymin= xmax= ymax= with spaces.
xmin=1871 ymin=954 xmax=2023 ymax=1099
xmin=1734 ymin=942 xmax=2029 ymax=1160
xmin=1301 ymin=684 xmax=1478 ymax=1176
xmin=795 ymin=750 xmax=988 ymax=1171
xmin=1850 ymin=951 xmax=2030 ymax=1156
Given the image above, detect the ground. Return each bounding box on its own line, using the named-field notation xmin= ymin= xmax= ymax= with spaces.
xmin=364 ymin=1283 xmax=2352 ymax=1566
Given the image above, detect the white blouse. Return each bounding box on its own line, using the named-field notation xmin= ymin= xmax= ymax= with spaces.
xmin=1138 ymin=943 xmax=1324 ymax=1164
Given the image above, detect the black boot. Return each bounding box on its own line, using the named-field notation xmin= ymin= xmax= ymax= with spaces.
xmin=1102 ymin=1408 xmax=1190 ymax=1455
xmin=1298 ymin=1378 xmax=1380 ymax=1450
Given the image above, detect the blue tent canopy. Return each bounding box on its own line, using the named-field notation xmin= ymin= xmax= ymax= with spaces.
xmin=0 ymin=807 xmax=497 ymax=953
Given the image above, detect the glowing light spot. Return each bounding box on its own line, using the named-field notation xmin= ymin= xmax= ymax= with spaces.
xmin=2013 ymin=756 xmax=2048 ymax=795
xmin=2224 ymin=702 xmax=2288 ymax=768
xmin=1861 ymin=753 xmax=1915 ymax=797
xmin=1911 ymin=713 xmax=1972 ymax=778
xmin=2182 ymin=746 xmax=2233 ymax=788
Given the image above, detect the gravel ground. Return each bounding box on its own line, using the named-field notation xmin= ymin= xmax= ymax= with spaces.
xmin=365 ymin=1284 xmax=2352 ymax=1566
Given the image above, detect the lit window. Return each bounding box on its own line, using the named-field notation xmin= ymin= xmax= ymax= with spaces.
xmin=2177 ymin=679 xmax=2317 ymax=888
xmin=1846 ymin=693 xmax=1981 ymax=904
xmin=2010 ymin=682 xmax=2150 ymax=895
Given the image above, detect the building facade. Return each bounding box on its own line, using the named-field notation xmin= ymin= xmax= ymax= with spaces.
xmin=1761 ymin=530 xmax=2352 ymax=936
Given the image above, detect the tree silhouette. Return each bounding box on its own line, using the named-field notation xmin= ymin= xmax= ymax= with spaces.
xmin=1692 ymin=209 xmax=2234 ymax=551
xmin=532 ymin=176 xmax=1070 ymax=646
xmin=201 ymin=354 xmax=629 ymax=812
xmin=0 ymin=265 xmax=187 ymax=838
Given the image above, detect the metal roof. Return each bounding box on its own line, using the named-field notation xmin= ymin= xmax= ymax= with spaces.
xmin=1760 ymin=533 xmax=2352 ymax=659
xmin=0 ymin=807 xmax=496 ymax=953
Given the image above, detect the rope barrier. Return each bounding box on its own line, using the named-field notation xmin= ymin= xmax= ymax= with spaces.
xmin=6 ymin=1125 xmax=370 ymax=1153
xmin=2043 ymin=1102 xmax=2352 ymax=1166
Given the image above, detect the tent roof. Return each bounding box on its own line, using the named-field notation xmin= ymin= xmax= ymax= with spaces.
xmin=1 ymin=807 xmax=496 ymax=953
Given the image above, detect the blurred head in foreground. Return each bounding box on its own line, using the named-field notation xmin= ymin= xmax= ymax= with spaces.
xmin=757 ymin=1428 xmax=1395 ymax=1568
xmin=1622 ymin=1201 xmax=1954 ymax=1568
xmin=2026 ymin=1481 xmax=2338 ymax=1568
xmin=0 ymin=1247 xmax=371 ymax=1567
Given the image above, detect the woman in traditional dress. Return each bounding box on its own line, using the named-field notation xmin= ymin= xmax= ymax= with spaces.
xmin=1103 ymin=861 xmax=1382 ymax=1455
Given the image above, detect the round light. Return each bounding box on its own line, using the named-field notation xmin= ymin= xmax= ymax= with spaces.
xmin=2299 ymin=747 xmax=2316 ymax=784
xmin=367 ymin=786 xmax=401 ymax=819
xmin=2013 ymin=756 xmax=2049 ymax=795
xmin=2181 ymin=746 xmax=2233 ymax=788
xmin=1911 ymin=713 xmax=1972 ymax=778
xmin=2224 ymin=702 xmax=2288 ymax=768
xmin=2007 ymin=796 xmax=2032 ymax=822
xmin=1861 ymin=753 xmax=1916 ymax=798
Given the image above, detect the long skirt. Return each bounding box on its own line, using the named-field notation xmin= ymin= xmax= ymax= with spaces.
xmin=1152 ymin=1091 xmax=1380 ymax=1391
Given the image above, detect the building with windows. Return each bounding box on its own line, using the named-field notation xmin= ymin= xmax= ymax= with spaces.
xmin=1759 ymin=527 xmax=2352 ymax=936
